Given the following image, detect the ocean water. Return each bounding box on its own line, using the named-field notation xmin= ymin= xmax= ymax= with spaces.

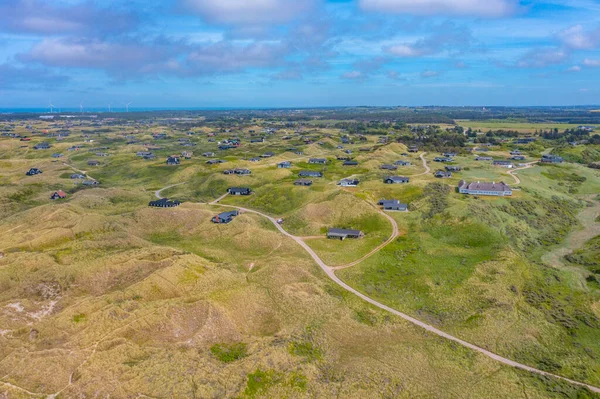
xmin=0 ymin=107 xmax=267 ymax=114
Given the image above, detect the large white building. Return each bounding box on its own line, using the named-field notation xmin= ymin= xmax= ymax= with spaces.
xmin=458 ymin=181 xmax=512 ymax=197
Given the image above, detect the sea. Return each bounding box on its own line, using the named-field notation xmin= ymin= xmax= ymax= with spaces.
xmin=0 ymin=107 xmax=247 ymax=114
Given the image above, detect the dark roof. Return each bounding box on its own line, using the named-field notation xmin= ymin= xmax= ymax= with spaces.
xmin=327 ymin=228 xmax=362 ymax=236
xmin=213 ymin=210 xmax=239 ymax=221
xmin=299 ymin=171 xmax=322 ymax=177
xmin=384 ymin=176 xmax=409 ymax=183
xmin=459 ymin=180 xmax=511 ymax=192
xmin=228 ymin=187 xmax=251 ymax=194
xmin=149 ymin=198 xmax=181 ymax=207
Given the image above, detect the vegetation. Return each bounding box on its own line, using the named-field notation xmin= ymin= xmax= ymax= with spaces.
xmin=1 ymin=109 xmax=599 ymax=397
xmin=210 ymin=342 xmax=248 ymax=363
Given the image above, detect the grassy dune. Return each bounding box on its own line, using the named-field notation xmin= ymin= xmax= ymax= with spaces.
xmin=1 ymin=119 xmax=600 ymax=398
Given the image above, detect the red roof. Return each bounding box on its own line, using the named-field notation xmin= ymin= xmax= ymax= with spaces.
xmin=55 ymin=190 xmax=67 ymax=198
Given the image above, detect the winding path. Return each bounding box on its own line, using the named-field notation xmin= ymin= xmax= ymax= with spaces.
xmin=507 ymin=161 xmax=538 ymax=185
xmin=413 ymin=152 xmax=431 ymax=177
xmin=62 ymin=163 xmax=97 ymax=182
xmin=154 ymin=182 xmax=187 ymax=199
xmin=152 ymin=178 xmax=600 ymax=393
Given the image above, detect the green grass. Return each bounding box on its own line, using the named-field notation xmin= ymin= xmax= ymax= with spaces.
xmin=243 ymin=369 xmax=283 ymax=398
xmin=210 ymin=342 xmax=248 ymax=363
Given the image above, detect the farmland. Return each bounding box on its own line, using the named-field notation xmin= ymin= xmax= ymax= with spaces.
xmin=0 ymin=108 xmax=599 ymax=398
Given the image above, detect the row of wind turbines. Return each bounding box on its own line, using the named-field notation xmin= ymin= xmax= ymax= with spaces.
xmin=47 ymin=100 xmax=132 ymax=113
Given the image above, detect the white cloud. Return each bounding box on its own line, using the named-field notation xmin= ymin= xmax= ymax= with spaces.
xmin=558 ymin=24 xmax=600 ymax=50
xmin=386 ymin=44 xmax=425 ymax=57
xmin=583 ymin=58 xmax=600 ymax=67
xmin=567 ymin=65 xmax=581 ymax=72
xmin=516 ymin=48 xmax=569 ymax=68
xmin=341 ymin=71 xmax=364 ymax=80
xmin=421 ymin=70 xmax=440 ymax=78
xmin=182 ymin=0 xmax=315 ymax=25
xmin=384 ymin=23 xmax=474 ymax=58
xmin=359 ymin=0 xmax=517 ymax=17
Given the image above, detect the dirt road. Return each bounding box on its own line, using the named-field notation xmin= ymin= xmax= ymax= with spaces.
xmin=507 ymin=161 xmax=538 ymax=184
xmin=206 ymin=191 xmax=600 ymax=393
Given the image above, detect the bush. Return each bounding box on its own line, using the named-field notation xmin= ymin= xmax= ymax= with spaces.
xmin=209 ymin=342 xmax=248 ymax=363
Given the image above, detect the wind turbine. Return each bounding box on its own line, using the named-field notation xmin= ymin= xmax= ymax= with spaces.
xmin=124 ymin=102 xmax=132 ymax=112
xmin=48 ymin=99 xmax=55 ymax=113
xmin=108 ymin=103 xmax=111 ymax=112
xmin=79 ymin=102 xmax=84 ymax=113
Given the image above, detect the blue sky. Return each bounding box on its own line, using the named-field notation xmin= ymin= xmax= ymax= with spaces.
xmin=1 ymin=0 xmax=599 ymax=108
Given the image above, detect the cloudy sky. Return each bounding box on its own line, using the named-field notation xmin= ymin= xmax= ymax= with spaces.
xmin=1 ymin=0 xmax=600 ymax=109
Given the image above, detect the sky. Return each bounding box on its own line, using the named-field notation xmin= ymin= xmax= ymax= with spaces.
xmin=1 ymin=0 xmax=600 ymax=109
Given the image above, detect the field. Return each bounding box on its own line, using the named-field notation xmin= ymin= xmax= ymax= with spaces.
xmin=0 ymin=113 xmax=599 ymax=398
xmin=456 ymin=119 xmax=599 ymax=133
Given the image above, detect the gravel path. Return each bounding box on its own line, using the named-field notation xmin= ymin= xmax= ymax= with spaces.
xmin=208 ymin=192 xmax=600 ymax=394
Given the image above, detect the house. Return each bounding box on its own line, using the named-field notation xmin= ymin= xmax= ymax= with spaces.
xmin=148 ymin=198 xmax=181 ymax=208
xmin=82 ymin=180 xmax=99 ymax=186
xmin=261 ymin=152 xmax=275 ymax=158
xmin=51 ymin=153 xmax=63 ymax=158
xmin=250 ymin=138 xmax=264 ymax=143
xmin=248 ymin=157 xmax=261 ymax=162
xmin=71 ymin=174 xmax=86 ymax=179
xmin=206 ymin=159 xmax=226 ymax=165
xmin=33 ymin=142 xmax=51 ymax=150
xmin=458 ymin=180 xmax=512 ymax=197
xmin=493 ymin=160 xmax=514 ymax=168
xmin=343 ymin=160 xmax=359 ymax=166
xmin=228 ymin=187 xmax=252 ymax=196
xmin=181 ymin=151 xmax=193 ymax=159
xmin=50 ymin=190 xmax=67 ymax=200
xmin=219 ymin=145 xmax=235 ymax=150
xmin=278 ymin=161 xmax=292 ymax=169
xmin=211 ymin=210 xmax=239 ymax=224
xmin=445 ymin=166 xmax=462 ymax=172
xmin=514 ymin=137 xmax=536 ymax=144
xmin=294 ymin=179 xmax=313 ymax=186
xmin=475 ymin=156 xmax=493 ymax=161
xmin=384 ymin=176 xmax=409 ymax=184
xmin=381 ymin=164 xmax=398 ymax=171
xmin=378 ymin=199 xmax=408 ymax=212
xmin=136 ymin=151 xmax=153 ymax=157
xmin=26 ymin=168 xmax=42 ymax=176
xmin=511 ymin=155 xmax=526 ymax=161
xmin=202 ymin=152 xmax=216 ymax=157
xmin=299 ymin=171 xmax=323 ymax=178
xmin=234 ymin=168 xmax=252 ymax=175
xmin=435 ymin=170 xmax=452 ymax=178
xmin=408 ymin=146 xmax=419 ymax=153
xmin=166 ymin=156 xmax=180 ymax=165
xmin=327 ymin=228 xmax=364 ymax=240
xmin=338 ymin=178 xmax=359 ymax=187
xmin=541 ymin=154 xmax=563 ymax=164
xmin=395 ymin=160 xmax=411 ymax=166
xmin=309 ymin=158 xmax=327 ymax=165
xmin=443 ymin=152 xmax=457 ymax=157
xmin=337 ymin=156 xmax=351 ymax=161
xmin=434 ymin=157 xmax=454 ymax=163
xmin=87 ymin=160 xmax=100 ymax=166
xmin=510 ymin=150 xmax=522 ymax=155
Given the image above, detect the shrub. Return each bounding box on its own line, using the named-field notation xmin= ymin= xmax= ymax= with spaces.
xmin=209 ymin=342 xmax=248 ymax=363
